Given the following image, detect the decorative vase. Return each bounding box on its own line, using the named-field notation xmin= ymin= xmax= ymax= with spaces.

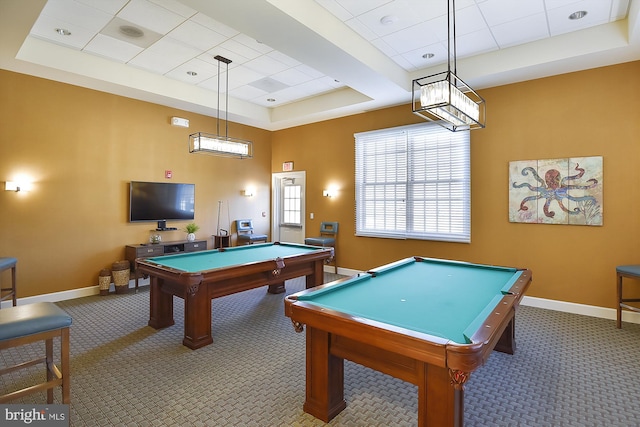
xmin=187 ymin=233 xmax=196 ymax=242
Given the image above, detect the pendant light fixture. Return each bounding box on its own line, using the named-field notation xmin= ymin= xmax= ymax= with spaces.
xmin=412 ymin=0 xmax=486 ymax=131
xmin=189 ymin=55 xmax=253 ymax=158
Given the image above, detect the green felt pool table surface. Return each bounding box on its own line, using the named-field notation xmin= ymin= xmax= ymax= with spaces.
xmin=284 ymin=256 xmax=532 ymax=427
xmin=296 ymin=257 xmax=523 ymax=344
xmin=138 ymin=241 xmax=334 ymax=350
xmin=145 ymin=242 xmax=323 ymax=272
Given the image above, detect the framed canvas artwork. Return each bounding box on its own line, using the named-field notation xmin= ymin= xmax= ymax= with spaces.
xmin=509 ymin=156 xmax=603 ymax=225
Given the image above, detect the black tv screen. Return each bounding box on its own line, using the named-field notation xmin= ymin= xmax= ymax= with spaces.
xmin=129 ymin=181 xmax=195 ymax=222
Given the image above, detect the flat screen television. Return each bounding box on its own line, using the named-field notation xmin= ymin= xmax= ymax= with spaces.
xmin=129 ymin=181 xmax=195 ymax=224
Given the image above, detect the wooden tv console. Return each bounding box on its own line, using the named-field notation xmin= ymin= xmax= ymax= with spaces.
xmin=125 ymin=239 xmax=208 ymax=290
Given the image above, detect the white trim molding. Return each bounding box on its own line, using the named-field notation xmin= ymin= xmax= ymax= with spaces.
xmin=3 ymin=277 xmax=638 ymax=326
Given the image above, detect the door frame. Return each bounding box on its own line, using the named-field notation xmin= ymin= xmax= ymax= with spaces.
xmin=271 ymin=171 xmax=306 ymax=243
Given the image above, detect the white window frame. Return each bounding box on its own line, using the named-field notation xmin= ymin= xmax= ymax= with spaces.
xmin=355 ymin=122 xmax=471 ymax=243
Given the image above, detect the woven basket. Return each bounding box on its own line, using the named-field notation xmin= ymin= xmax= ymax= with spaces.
xmin=98 ymin=269 xmax=111 ymax=296
xmin=112 ymin=261 xmax=130 ymax=294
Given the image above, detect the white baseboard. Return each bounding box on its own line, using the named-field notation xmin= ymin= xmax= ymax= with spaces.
xmin=0 ymin=279 xmax=150 ymax=308
xmin=5 ymin=273 xmax=639 ymax=326
xmin=521 ymin=295 xmax=640 ymax=325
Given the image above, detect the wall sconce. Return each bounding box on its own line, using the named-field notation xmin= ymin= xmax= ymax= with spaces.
xmin=323 ymin=186 xmax=338 ymax=198
xmin=5 ymin=181 xmax=31 ymax=192
xmin=171 ymin=117 xmax=190 ymax=128
xmin=243 ymin=188 xmax=255 ymax=197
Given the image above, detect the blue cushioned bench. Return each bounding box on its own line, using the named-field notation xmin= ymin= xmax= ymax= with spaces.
xmin=0 ymin=257 xmax=17 ymax=308
xmin=0 ymin=302 xmax=72 ymax=403
xmin=616 ymin=265 xmax=640 ymax=329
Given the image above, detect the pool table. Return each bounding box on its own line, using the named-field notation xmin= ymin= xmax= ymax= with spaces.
xmin=284 ymin=256 xmax=532 ymax=427
xmin=136 ymin=242 xmax=333 ymax=349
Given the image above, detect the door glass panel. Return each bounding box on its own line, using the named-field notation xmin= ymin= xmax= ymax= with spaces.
xmin=283 ymin=184 xmax=302 ymax=225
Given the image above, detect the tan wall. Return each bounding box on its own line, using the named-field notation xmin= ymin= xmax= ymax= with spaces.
xmin=272 ymin=61 xmax=640 ymax=309
xmin=0 ymin=70 xmax=272 ymax=298
xmin=2 ymin=62 xmax=638 ymax=308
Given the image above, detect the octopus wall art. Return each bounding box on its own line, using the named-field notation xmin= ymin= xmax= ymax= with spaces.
xmin=509 ymin=156 xmax=603 ymax=225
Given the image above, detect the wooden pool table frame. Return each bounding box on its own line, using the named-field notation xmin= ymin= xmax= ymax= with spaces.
xmin=284 ymin=256 xmax=532 ymax=427
xmin=136 ymin=242 xmax=333 ymax=350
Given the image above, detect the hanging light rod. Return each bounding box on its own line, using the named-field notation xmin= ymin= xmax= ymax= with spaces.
xmin=189 ymin=55 xmax=253 ymax=158
xmin=411 ymin=0 xmax=486 ymax=132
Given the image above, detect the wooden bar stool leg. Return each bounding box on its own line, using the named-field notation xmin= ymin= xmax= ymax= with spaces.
xmin=11 ymin=265 xmax=17 ymax=306
xmin=617 ymin=273 xmax=622 ymax=329
xmin=61 ymin=327 xmax=70 ymax=404
xmin=46 ymin=337 xmax=54 ymax=403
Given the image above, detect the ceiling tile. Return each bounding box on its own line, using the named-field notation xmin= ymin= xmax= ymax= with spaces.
xmin=216 ymin=38 xmax=262 ymax=62
xmin=400 ymin=41 xmax=448 ymax=70
xmin=226 ymin=66 xmax=264 ymax=89
xmin=329 ymin=0 xmax=392 ymax=17
xmin=167 ymin=20 xmax=227 ymax=52
xmin=477 ymin=0 xmax=546 ymax=27
xmin=228 ymin=84 xmax=267 ymax=100
xmin=490 ymin=13 xmax=549 ymax=49
xmin=84 ymin=33 xmax=143 ymax=62
xmin=99 ymin=17 xmax=163 ymax=49
xmin=75 ymin=0 xmax=129 ymax=15
xmin=30 ymin=14 xmax=97 ymax=49
xmin=117 ymin=0 xmax=186 ymax=35
xmin=41 ymin=0 xmax=112 ymax=31
xmin=165 ymin=58 xmax=217 ymax=83
xmin=148 ymin=0 xmax=196 ymax=18
xmin=271 ymin=68 xmax=314 ymax=86
xmin=455 ymin=28 xmax=498 ymax=58
xmin=547 ymin=0 xmax=612 ymax=36
xmin=266 ymin=50 xmax=300 ymax=68
xmin=189 ymin=12 xmax=239 ymax=38
xmin=381 ymin=20 xmax=441 ymax=55
xmin=313 ymin=0 xmax=353 ymax=21
xmin=243 ymin=55 xmax=290 ymax=76
xmin=355 ymin=0 xmax=426 ymax=37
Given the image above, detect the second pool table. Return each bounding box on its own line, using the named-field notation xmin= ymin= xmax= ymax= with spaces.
xmin=136 ymin=242 xmax=333 ymax=349
xmin=284 ymin=256 xmax=532 ymax=427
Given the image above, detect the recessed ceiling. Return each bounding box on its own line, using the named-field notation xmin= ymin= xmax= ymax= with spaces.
xmin=0 ymin=0 xmax=638 ymax=131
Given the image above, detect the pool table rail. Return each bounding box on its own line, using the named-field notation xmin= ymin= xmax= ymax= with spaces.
xmin=284 ymin=258 xmax=533 ymax=426
xmin=137 ymin=242 xmax=334 ymax=349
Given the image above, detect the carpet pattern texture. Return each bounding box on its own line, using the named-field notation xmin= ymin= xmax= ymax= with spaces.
xmin=1 ymin=273 xmax=639 ymax=426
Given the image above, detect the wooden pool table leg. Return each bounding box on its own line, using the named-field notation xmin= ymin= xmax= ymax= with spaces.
xmin=494 ymin=315 xmax=516 ymax=355
xmin=303 ymin=327 xmax=346 ymax=422
xmin=148 ymin=277 xmax=174 ymax=329
xmin=267 ymin=282 xmax=285 ymax=294
xmin=418 ymin=363 xmax=464 ymax=427
xmin=183 ymin=284 xmax=213 ymax=350
xmin=305 ymin=260 xmax=325 ymax=289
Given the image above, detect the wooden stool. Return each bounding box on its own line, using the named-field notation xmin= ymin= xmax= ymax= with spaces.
xmin=0 ymin=302 xmax=72 ymax=403
xmin=0 ymin=257 xmax=17 ymax=308
xmin=616 ymin=265 xmax=640 ymax=328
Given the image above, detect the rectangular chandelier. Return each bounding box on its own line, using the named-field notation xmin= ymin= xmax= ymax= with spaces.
xmin=189 ymin=132 xmax=253 ymax=158
xmin=190 ymin=55 xmax=254 ymax=159
xmin=412 ymin=70 xmax=485 ymax=132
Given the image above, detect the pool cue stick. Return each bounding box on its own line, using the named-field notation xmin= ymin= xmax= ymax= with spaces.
xmin=217 ymin=200 xmax=222 ymax=235
xmin=227 ymin=200 xmax=231 ymax=235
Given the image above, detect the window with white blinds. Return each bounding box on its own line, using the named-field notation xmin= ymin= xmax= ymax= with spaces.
xmin=355 ymin=122 xmax=470 ymax=243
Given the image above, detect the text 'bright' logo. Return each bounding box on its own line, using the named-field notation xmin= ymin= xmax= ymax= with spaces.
xmin=4 ymin=407 xmax=66 ymax=424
